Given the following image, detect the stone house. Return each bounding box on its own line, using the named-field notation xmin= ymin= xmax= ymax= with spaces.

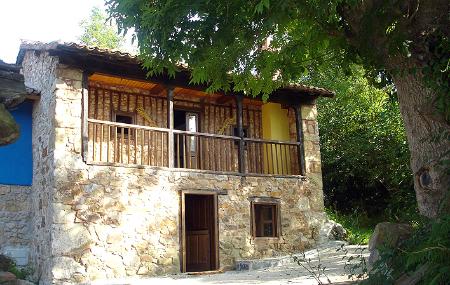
xmin=0 ymin=41 xmax=332 ymax=284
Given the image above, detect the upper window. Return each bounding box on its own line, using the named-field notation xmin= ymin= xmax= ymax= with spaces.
xmin=233 ymin=126 xmax=248 ymax=138
xmin=251 ymin=198 xmax=280 ymax=238
xmin=113 ymin=111 xmax=135 ymax=136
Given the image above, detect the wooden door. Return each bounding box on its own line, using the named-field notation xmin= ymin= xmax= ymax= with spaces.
xmin=183 ymin=194 xmax=217 ymax=272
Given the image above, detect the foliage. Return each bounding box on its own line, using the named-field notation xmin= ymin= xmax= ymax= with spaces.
xmin=106 ymin=0 xmax=448 ymax=101
xmin=309 ymin=65 xmax=416 ymax=221
xmin=326 ymin=207 xmax=374 ymax=245
xmin=365 ymin=215 xmax=450 ymax=285
xmin=79 ymin=7 xmax=125 ymax=50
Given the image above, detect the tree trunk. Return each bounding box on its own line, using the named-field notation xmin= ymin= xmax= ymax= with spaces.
xmin=392 ymin=70 xmax=450 ymax=218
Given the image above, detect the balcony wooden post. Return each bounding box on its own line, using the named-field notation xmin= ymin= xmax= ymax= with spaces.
xmin=167 ymin=86 xmax=175 ymax=168
xmin=294 ymin=105 xmax=306 ymax=175
xmin=81 ymin=71 xmax=89 ymax=162
xmin=236 ymin=94 xmax=245 ymax=174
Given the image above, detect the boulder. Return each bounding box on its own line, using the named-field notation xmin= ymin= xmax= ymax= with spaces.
xmin=368 ymin=222 xmax=413 ymax=266
xmin=319 ymin=220 xmax=347 ymax=242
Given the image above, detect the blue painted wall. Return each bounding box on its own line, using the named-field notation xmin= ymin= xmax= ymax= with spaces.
xmin=0 ymin=101 xmax=33 ymax=186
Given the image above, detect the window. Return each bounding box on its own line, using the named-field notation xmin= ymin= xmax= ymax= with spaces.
xmin=251 ymin=198 xmax=280 ymax=238
xmin=233 ymin=126 xmax=248 ymax=138
xmin=113 ymin=111 xmax=135 ymax=136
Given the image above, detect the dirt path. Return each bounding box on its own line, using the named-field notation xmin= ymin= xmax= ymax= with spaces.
xmin=91 ymin=241 xmax=368 ymax=285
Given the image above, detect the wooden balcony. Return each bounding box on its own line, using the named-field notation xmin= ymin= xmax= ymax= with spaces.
xmin=82 ymin=75 xmax=308 ymax=177
xmin=86 ymin=119 xmax=303 ymax=176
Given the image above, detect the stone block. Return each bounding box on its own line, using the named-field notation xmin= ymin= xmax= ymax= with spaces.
xmin=51 ymin=224 xmax=92 ymax=256
xmin=301 ymin=105 xmax=317 ymax=120
xmin=52 ymin=256 xmax=86 ymax=281
xmin=56 ymin=67 xmax=83 ymax=81
xmin=297 ymin=197 xmax=310 ymax=211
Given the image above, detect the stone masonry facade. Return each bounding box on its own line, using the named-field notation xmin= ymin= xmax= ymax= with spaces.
xmin=0 ymin=49 xmax=325 ymax=284
xmin=0 ymin=185 xmax=32 ymax=266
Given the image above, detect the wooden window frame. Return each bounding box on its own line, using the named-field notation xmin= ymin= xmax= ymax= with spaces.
xmin=250 ymin=197 xmax=281 ymax=239
xmin=112 ymin=110 xmax=136 ymax=137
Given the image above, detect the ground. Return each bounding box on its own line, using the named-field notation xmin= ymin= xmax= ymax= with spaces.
xmin=89 ymin=241 xmax=368 ymax=285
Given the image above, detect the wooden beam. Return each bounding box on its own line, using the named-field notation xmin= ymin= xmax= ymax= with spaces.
xmin=236 ymin=94 xmax=245 ymax=174
xmin=215 ymin=94 xmax=234 ymax=105
xmin=294 ymin=105 xmax=306 ymax=175
xmin=167 ymin=86 xmax=175 ymax=168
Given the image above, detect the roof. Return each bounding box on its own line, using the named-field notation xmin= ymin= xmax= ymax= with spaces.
xmin=17 ymin=40 xmax=335 ymax=99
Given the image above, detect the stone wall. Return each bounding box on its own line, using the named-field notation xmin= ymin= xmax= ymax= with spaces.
xmin=22 ymin=50 xmax=59 ymax=283
xmin=20 ymin=54 xmax=325 ymax=284
xmin=0 ymin=185 xmax=32 ymax=266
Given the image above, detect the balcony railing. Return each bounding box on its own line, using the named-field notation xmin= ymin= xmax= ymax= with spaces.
xmin=86 ymin=118 xmax=303 ymax=176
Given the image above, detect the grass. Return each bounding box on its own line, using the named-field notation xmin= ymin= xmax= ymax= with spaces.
xmin=325 ymin=207 xmax=376 ymax=245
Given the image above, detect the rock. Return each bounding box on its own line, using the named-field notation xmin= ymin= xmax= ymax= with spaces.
xmin=51 ymin=224 xmax=92 ymax=256
xmin=319 ymin=220 xmax=347 ymax=242
xmin=368 ymin=222 xmax=413 ymax=266
xmin=0 ymin=271 xmax=16 ymax=283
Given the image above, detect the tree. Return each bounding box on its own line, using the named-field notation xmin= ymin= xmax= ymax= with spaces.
xmin=0 ymin=60 xmax=26 ymax=145
xmin=79 ymin=7 xmax=124 ymax=50
xmin=311 ymin=64 xmax=415 ymax=220
xmin=106 ymin=0 xmax=449 ymax=218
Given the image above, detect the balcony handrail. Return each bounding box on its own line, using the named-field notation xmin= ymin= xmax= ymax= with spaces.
xmin=87 ymin=118 xmax=170 ymax=133
xmin=244 ymin=137 xmax=300 ymax=146
xmin=88 ymin=118 xmax=299 ymax=145
xmin=173 ymin=129 xmax=240 ymax=140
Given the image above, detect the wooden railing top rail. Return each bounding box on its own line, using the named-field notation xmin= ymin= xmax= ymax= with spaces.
xmin=173 ymin=129 xmax=239 ymax=140
xmin=88 ymin=119 xmax=299 ymax=145
xmin=244 ymin=137 xmax=300 ymax=145
xmin=88 ymin=118 xmax=170 ymax=133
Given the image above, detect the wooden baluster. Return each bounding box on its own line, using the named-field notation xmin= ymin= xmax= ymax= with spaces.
xmin=141 ymin=129 xmax=144 ymax=165
xmin=147 ymin=131 xmax=151 ymax=166
xmin=160 ymin=132 xmax=166 ymax=166
xmin=176 ymin=134 xmax=181 ymax=168
xmin=134 ymin=128 xmax=137 ymax=164
xmin=184 ymin=135 xmax=188 ymax=168
xmin=92 ymin=123 xmax=96 ymax=161
xmin=120 ymin=127 xmax=124 ymax=163
xmin=99 ymin=124 xmax=103 ymax=162
xmin=198 ymin=136 xmax=203 ymax=170
xmin=114 ymin=126 xmax=118 ymax=163
xmin=264 ymin=143 xmax=269 ymax=174
xmin=127 ymin=128 xmax=131 ymax=164
xmin=106 ymin=124 xmax=110 ymax=163
xmin=274 ymin=143 xmax=278 ymax=174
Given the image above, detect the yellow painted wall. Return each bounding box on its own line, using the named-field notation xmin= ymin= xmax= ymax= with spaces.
xmin=261 ymin=103 xmax=292 ymax=174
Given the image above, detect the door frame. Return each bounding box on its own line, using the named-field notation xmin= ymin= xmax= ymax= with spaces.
xmin=180 ymin=190 xmax=219 ymax=273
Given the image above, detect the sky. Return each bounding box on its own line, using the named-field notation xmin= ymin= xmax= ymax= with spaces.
xmin=0 ymin=0 xmax=107 ymax=63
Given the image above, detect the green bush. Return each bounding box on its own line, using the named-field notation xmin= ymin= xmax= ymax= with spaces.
xmin=326 ymin=207 xmax=374 ymax=245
